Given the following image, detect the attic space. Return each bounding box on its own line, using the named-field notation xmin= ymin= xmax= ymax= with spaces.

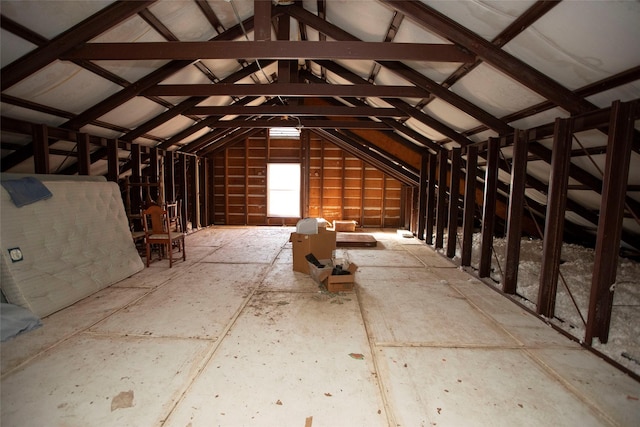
xmin=1 ymin=0 xmax=639 ymax=425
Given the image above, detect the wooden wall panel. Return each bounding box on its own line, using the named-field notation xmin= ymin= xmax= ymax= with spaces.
xmin=212 ymin=132 xmax=406 ymax=227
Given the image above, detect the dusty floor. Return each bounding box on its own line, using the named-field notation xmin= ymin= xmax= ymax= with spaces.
xmin=1 ymin=227 xmax=639 ymax=426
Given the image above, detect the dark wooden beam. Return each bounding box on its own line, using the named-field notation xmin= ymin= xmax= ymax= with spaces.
xmin=144 ymin=83 xmax=429 ymax=98
xmin=417 ymin=153 xmax=428 ymax=241
xmin=425 ymin=153 xmax=437 ymax=245
xmin=586 ymin=101 xmax=636 ymax=344
xmin=63 ymin=40 xmax=475 ymax=62
xmin=254 ymin=0 xmax=272 ymax=41
xmin=479 ymin=138 xmax=499 ymax=278
xmin=186 ymin=105 xmax=407 ymax=117
xmin=33 ymin=124 xmax=50 ymax=174
xmin=107 ymin=139 xmax=119 ymax=182
xmin=503 ymin=131 xmax=529 ymax=294
xmin=435 ymin=149 xmax=448 ymax=249
xmin=461 ymin=146 xmax=478 ymax=266
xmin=446 ymin=147 xmax=461 ymax=258
xmin=77 ymin=133 xmax=91 ymax=176
xmin=199 ymin=119 xmax=390 ymax=129
xmin=537 ymin=118 xmax=573 ymax=317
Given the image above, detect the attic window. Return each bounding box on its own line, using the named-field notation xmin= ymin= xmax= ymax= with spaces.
xmin=269 ymin=127 xmax=300 ymax=139
xmin=267 ymin=163 xmax=301 ymax=218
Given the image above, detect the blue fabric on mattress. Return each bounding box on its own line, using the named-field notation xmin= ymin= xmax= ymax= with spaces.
xmin=1 ymin=177 xmax=52 ymax=207
xmin=1 ymin=303 xmax=42 ymax=342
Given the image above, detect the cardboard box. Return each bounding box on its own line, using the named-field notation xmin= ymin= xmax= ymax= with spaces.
xmin=334 ymin=220 xmax=357 ymax=232
xmin=290 ymin=228 xmax=336 ymax=274
xmin=308 ymin=259 xmax=358 ymax=293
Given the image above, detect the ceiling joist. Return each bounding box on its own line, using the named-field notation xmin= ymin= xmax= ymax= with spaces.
xmin=62 ymin=40 xmax=475 ymax=62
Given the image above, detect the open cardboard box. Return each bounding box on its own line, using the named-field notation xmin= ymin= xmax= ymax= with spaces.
xmin=308 ymin=259 xmax=358 ymax=293
xmin=290 ymin=226 xmax=336 ymax=274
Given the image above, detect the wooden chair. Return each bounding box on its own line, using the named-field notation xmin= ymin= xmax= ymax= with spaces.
xmin=164 ymin=200 xmax=182 ymax=233
xmin=142 ymin=204 xmax=185 ymax=268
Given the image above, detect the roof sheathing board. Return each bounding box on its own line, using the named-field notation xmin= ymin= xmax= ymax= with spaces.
xmin=3 ymin=61 xmax=122 ymax=115
xmin=147 ymin=1 xmax=218 ymax=42
xmin=324 ymin=0 xmax=393 ymax=43
xmin=424 ymin=0 xmax=537 ymax=42
xmin=503 ymin=0 xmax=640 ymax=90
xmin=0 ymin=0 xmax=113 ymax=40
xmin=450 ymin=63 xmax=548 ymax=118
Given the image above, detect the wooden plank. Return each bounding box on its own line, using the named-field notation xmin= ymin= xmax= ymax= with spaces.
xmin=586 ymin=100 xmax=636 ymax=344
xmin=479 ymin=138 xmax=499 ymax=278
xmin=537 ymin=118 xmax=573 ymax=317
xmin=435 ymin=149 xmax=447 ymax=249
xmin=33 ymin=124 xmax=50 ymax=174
xmin=446 ymin=147 xmax=461 ymax=258
xmin=503 ymin=131 xmax=528 ymax=294
xmin=460 ymin=146 xmax=478 ymax=266
xmin=336 ymin=233 xmax=377 ymax=247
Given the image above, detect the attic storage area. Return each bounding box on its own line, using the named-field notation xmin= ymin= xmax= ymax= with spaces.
xmin=1 ymin=0 xmax=640 ymax=425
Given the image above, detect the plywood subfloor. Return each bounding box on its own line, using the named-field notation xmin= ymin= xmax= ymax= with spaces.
xmin=2 ymin=227 xmax=638 ymax=427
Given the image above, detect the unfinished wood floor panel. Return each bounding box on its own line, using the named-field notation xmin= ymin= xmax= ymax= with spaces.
xmin=357 ymin=273 xmax=518 ymax=346
xmin=200 ymin=228 xmax=290 ymax=264
xmin=90 ymin=263 xmax=267 ymax=340
xmin=376 ymin=347 xmax=611 ymax=427
xmin=2 ymin=227 xmax=637 ymax=427
xmin=163 ymin=291 xmax=388 ymax=427
xmin=1 ymin=286 xmax=149 ymax=375
xmin=1 ymin=334 xmax=211 ymax=427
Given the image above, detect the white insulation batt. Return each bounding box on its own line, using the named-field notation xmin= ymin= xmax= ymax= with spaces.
xmin=0 ymin=178 xmax=144 ymax=317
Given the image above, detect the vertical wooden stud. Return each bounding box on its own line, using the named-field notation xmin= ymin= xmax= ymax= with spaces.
xmin=503 ymin=131 xmax=529 ymax=294
xmin=446 ymin=147 xmax=461 ymax=258
xmin=586 ymin=100 xmax=636 ymax=344
xmin=461 ymin=146 xmax=478 ymax=267
xmin=537 ymin=118 xmax=573 ymax=317
xmin=107 ymin=139 xmax=119 ymax=182
xmin=417 ymin=153 xmax=428 ymax=240
xmin=425 ymin=152 xmax=436 ymax=245
xmin=33 ymin=124 xmax=50 ymax=174
xmin=435 ymin=149 xmax=448 ymax=249
xmin=77 ymin=133 xmax=91 ymax=176
xmin=479 ymin=138 xmax=499 ymax=278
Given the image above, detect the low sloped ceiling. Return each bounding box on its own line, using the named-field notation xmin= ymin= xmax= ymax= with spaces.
xmin=1 ymin=0 xmax=639 ymax=251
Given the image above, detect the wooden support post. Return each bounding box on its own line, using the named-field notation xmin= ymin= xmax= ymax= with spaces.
xmin=200 ymin=157 xmax=209 ymax=227
xmin=425 ymin=152 xmax=436 ymax=245
xmin=479 ymin=138 xmax=499 ymax=278
xmin=77 ymin=133 xmax=91 ymax=176
xmin=446 ymin=147 xmax=461 ymax=258
xmin=33 ymin=124 xmax=50 ymax=174
xmin=301 ymin=130 xmax=310 ymax=218
xmin=149 ymin=147 xmax=159 ymax=202
xmin=277 ymin=14 xmax=292 ymax=84
xmin=461 ymin=146 xmax=478 ymax=267
xmin=537 ymin=118 xmax=573 ymax=317
xmin=106 ymin=139 xmax=119 ymax=182
xmin=503 ymin=131 xmax=529 ymax=294
xmin=131 ymin=144 xmax=142 ymax=213
xmin=254 ymin=0 xmax=272 ymax=42
xmin=417 ymin=153 xmax=428 ymax=240
xmin=190 ymin=155 xmax=199 ymax=229
xmin=585 ymin=100 xmax=636 ymax=344
xmin=208 ymin=157 xmax=216 ymax=225
xmin=435 ymin=149 xmax=448 ymax=249
xmin=164 ymin=150 xmax=175 ymax=203
xmin=178 ymin=153 xmax=188 ymax=232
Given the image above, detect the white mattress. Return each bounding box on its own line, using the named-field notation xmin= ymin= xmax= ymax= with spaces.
xmin=1 ymin=179 xmax=144 ymax=317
